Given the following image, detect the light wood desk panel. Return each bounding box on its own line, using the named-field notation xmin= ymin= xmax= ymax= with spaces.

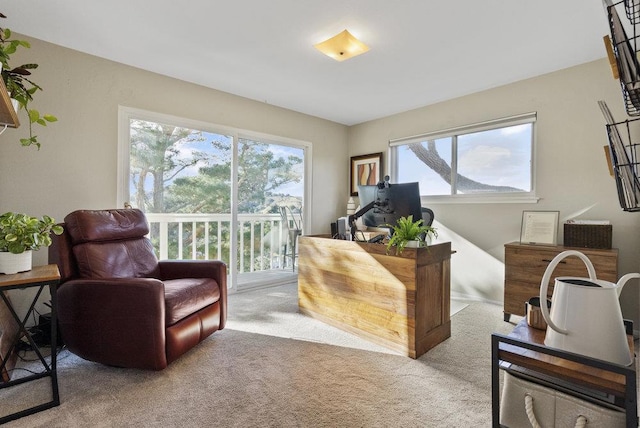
xmin=298 ymin=236 xmax=451 ymax=358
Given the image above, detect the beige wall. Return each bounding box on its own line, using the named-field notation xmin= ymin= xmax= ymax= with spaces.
xmin=348 ymin=58 xmax=640 ymax=324
xmin=0 ymin=36 xmax=349 ymax=317
xmin=0 ymin=35 xmax=349 ymax=267
xmin=3 ymin=35 xmax=639 ymax=325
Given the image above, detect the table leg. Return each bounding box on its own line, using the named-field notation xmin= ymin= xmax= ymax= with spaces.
xmin=0 ymin=281 xmax=60 ymax=423
xmin=491 ymin=335 xmax=500 ymax=428
xmin=49 ymin=282 xmax=60 ymax=406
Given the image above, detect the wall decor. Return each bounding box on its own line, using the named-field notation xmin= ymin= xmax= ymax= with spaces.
xmin=350 ymin=152 xmax=383 ymax=196
xmin=520 ymin=210 xmax=559 ymax=245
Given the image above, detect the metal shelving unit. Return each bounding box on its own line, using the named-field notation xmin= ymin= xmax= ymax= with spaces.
xmin=607 ymin=0 xmax=640 ymax=116
xmin=599 ymin=101 xmax=640 ymax=211
xmin=491 ymin=319 xmax=637 ymax=427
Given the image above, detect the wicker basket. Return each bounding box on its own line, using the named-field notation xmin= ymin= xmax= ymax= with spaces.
xmin=563 ymin=224 xmax=612 ymax=249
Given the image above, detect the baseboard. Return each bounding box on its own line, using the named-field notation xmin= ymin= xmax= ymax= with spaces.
xmin=451 ymin=291 xmax=502 ymax=307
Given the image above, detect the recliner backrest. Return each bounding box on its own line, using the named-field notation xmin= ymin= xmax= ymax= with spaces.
xmin=63 ymin=209 xmax=159 ymax=279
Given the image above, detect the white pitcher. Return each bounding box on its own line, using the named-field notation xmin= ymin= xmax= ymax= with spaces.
xmin=539 ymin=250 xmax=639 ymax=366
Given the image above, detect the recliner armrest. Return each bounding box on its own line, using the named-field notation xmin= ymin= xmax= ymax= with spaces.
xmin=57 ymin=277 xmax=168 ymax=370
xmin=158 ymin=260 xmax=228 ymax=329
xmin=158 ymin=259 xmax=226 ymax=281
xmin=59 ymin=277 xmax=165 ymax=314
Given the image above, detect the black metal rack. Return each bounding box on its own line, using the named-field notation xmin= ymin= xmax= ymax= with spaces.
xmin=599 ymin=101 xmax=640 ymax=211
xmin=0 ymin=266 xmax=61 ymax=424
xmin=623 ymin=0 xmax=640 ymax=24
xmin=607 ymin=0 xmax=640 ymax=116
xmin=606 ymin=118 xmax=640 ymax=211
xmin=491 ymin=319 xmax=637 ymax=428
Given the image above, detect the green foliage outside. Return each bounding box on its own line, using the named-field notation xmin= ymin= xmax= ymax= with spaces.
xmin=129 ymin=120 xmax=303 ymax=271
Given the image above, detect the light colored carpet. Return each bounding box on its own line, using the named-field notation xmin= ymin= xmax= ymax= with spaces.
xmin=226 ymin=283 xmax=469 ymax=355
xmin=2 ymin=283 xmax=513 ymax=427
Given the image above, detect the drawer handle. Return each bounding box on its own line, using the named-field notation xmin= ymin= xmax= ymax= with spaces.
xmin=524 ymin=393 xmax=588 ymax=427
xmin=542 ymin=259 xmax=566 ymax=264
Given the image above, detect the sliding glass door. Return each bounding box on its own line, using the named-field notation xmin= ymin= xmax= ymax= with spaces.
xmin=236 ymin=137 xmax=304 ymax=283
xmin=118 ymin=107 xmax=309 ymax=291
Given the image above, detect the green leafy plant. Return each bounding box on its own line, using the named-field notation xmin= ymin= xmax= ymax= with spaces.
xmin=0 ymin=212 xmax=63 ymax=254
xmin=385 ymin=215 xmax=437 ymax=255
xmin=0 ymin=12 xmax=57 ymax=149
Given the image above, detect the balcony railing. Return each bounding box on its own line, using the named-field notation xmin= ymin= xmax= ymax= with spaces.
xmin=145 ymin=213 xmax=296 ymax=273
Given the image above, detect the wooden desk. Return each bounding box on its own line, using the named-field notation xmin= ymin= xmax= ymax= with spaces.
xmin=298 ymin=236 xmax=451 ymax=358
xmin=0 ymin=264 xmax=61 ymax=424
xmin=491 ymin=319 xmax=637 ymax=427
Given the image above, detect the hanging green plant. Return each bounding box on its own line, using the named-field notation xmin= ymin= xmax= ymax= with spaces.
xmin=0 ymin=12 xmax=57 ymax=149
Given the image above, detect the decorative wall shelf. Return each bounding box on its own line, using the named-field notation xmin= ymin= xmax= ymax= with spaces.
xmin=0 ymin=78 xmax=19 ymax=128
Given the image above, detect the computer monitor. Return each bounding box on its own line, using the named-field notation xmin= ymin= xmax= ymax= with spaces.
xmin=357 ymin=181 xmax=423 ymax=228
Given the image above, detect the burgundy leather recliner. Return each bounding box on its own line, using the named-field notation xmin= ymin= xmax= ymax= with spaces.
xmin=48 ymin=209 xmax=227 ymax=370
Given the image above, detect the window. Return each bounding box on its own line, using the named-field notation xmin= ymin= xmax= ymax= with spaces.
xmin=389 ymin=112 xmax=537 ymax=202
xmin=118 ymin=107 xmax=311 ymax=291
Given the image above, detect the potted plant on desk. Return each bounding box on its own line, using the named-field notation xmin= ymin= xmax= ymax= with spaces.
xmin=0 ymin=212 xmax=63 ymax=274
xmin=385 ymin=215 xmax=437 ymax=255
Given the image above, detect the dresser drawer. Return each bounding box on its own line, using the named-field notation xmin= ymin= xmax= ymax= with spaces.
xmin=503 ymin=243 xmax=618 ymax=318
xmin=503 ymin=280 xmax=555 ymax=317
xmin=505 ymin=246 xmax=618 ymax=284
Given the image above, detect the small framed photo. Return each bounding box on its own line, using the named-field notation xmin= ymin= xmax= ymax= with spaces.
xmin=350 ymin=152 xmax=383 ymax=196
xmin=520 ymin=210 xmax=560 ymax=245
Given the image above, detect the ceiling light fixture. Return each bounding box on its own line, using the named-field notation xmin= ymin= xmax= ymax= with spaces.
xmin=314 ymin=29 xmax=369 ymax=62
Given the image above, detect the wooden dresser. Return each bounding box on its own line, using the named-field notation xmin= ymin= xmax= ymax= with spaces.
xmin=503 ymin=242 xmax=618 ymax=321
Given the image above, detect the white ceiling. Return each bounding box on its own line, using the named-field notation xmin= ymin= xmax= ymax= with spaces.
xmin=0 ymin=1 xmax=612 ymax=125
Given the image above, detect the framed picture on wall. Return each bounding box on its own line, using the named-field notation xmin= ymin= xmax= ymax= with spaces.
xmin=350 ymin=152 xmax=383 ymax=196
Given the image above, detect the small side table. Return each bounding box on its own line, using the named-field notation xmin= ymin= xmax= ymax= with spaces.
xmin=0 ymin=264 xmax=61 ymax=424
xmin=491 ymin=318 xmax=637 ymax=427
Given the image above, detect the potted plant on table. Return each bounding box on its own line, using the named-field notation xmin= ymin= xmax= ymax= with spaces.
xmin=0 ymin=212 xmax=63 ymax=274
xmin=0 ymin=12 xmax=57 ymax=149
xmin=385 ymin=215 xmax=437 ymax=255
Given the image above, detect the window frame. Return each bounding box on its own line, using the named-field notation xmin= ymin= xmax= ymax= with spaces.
xmin=388 ymin=112 xmax=538 ymax=204
xmin=117 ymin=106 xmax=313 ymax=291
xmin=117 ymin=106 xmax=313 ymax=226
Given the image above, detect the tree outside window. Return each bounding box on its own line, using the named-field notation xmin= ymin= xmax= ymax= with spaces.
xmin=392 ymin=115 xmax=535 ymax=199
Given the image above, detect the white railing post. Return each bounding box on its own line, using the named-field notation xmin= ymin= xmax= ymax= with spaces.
xmin=259 ymin=221 xmax=265 ymax=271
xmin=159 ymin=220 xmax=169 ymax=260
xmin=191 ymin=221 xmax=197 ymax=259
xmin=178 ymin=222 xmax=184 ymax=260
xmin=204 ymin=221 xmax=210 ymax=260
xmin=249 ymin=220 xmax=255 ymax=273
xmin=238 ymin=221 xmax=244 ymax=273
xmin=217 ymin=220 xmax=222 ymax=260
xmin=270 ymin=220 xmax=276 ymax=269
